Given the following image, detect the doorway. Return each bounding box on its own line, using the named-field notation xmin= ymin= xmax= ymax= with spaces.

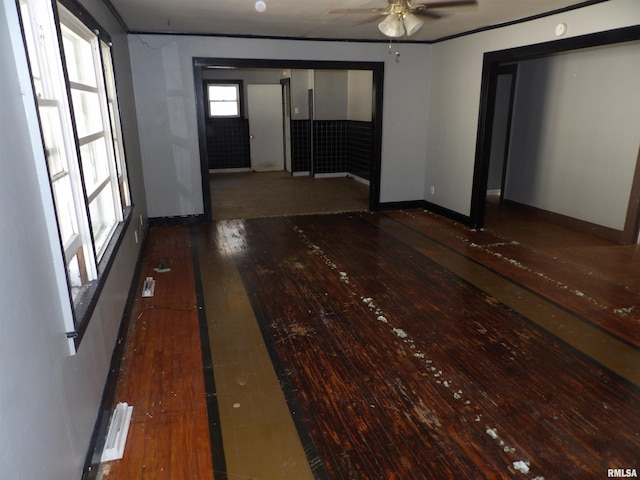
xmin=194 ymin=58 xmax=384 ymax=223
xmin=470 ymin=26 xmax=640 ymax=244
xmin=247 ymin=84 xmax=284 ymax=172
xmin=485 ymin=65 xmax=516 ymax=204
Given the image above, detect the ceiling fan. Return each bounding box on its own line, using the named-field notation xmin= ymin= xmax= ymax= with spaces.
xmin=329 ymin=0 xmax=478 ymax=38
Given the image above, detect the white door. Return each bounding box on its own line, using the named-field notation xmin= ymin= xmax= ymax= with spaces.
xmin=247 ymin=84 xmax=284 ymax=172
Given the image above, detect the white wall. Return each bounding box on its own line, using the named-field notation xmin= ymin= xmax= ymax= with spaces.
xmin=505 ymin=42 xmax=640 ymax=230
xmin=0 ymin=0 xmax=146 ymax=478
xmin=203 ymin=68 xmax=287 ymax=117
xmin=128 ymin=35 xmax=432 ymax=217
xmin=314 ymin=69 xmax=348 ymax=120
xmin=348 ymin=70 xmax=373 ymax=122
xmin=426 ymin=0 xmax=640 ymax=216
xmin=290 ymin=69 xmax=311 ymax=120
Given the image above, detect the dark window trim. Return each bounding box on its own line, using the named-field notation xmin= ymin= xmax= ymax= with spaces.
xmin=69 ymin=206 xmax=133 ymax=348
xmin=52 ymin=0 xmax=134 ymax=348
xmin=57 ymin=0 xmax=111 ymax=43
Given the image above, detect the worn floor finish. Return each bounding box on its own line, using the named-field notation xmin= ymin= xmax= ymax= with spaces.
xmin=98 ymin=226 xmax=214 ymax=480
xmin=209 ymin=171 xmax=369 ymax=221
xmin=227 ymin=212 xmax=640 ymax=479
xmin=98 ymin=203 xmax=640 ymax=479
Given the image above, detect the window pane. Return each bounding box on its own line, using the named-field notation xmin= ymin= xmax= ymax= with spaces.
xmin=101 ymin=42 xmax=130 ymax=207
xmin=61 ymin=25 xmax=97 ymax=87
xmin=39 ymin=104 xmax=67 ymax=176
xmin=208 ymin=85 xmax=237 ymax=101
xmin=210 ymin=101 xmax=239 ymax=117
xmin=70 ymin=89 xmax=102 ymax=138
xmin=80 ymin=137 xmax=110 ymax=196
xmin=51 ymin=175 xmax=79 ymax=245
xmin=19 ymin=1 xmax=44 ymax=98
xmin=89 ymin=185 xmax=116 ymax=256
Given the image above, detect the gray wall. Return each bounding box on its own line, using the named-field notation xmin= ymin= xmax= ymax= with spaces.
xmin=128 ymin=35 xmax=431 ymax=217
xmin=487 ymin=74 xmax=512 ymax=191
xmin=203 ymin=67 xmax=288 ymax=117
xmin=314 ymin=70 xmax=348 ymax=121
xmin=504 ymin=41 xmax=640 ymax=230
xmin=0 ymin=0 xmax=146 ymax=478
xmin=289 ymin=69 xmax=373 ymax=122
xmin=348 ymin=70 xmax=373 ymax=122
xmin=425 ymin=0 xmax=640 ymax=218
xmin=2 ymin=1 xmax=639 ymax=478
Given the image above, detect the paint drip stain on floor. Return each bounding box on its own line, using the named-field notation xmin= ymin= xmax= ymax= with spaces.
xmin=290 ymin=219 xmax=545 ymax=478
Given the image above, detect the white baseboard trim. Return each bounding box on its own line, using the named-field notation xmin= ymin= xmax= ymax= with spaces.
xmin=314 ymin=172 xmax=348 ymax=179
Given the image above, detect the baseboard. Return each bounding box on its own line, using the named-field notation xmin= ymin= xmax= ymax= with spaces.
xmin=422 ymin=200 xmax=473 ymax=227
xmin=81 ymin=224 xmax=150 ymax=480
xmin=314 ymin=172 xmax=348 ymax=179
xmin=378 ymin=199 xmax=473 ymax=227
xmin=378 ymin=199 xmax=427 ymax=211
xmin=346 ymin=174 xmax=370 ymax=186
xmin=149 ymin=214 xmax=207 ymax=227
xmin=209 ymin=168 xmax=251 ymax=173
xmin=502 ymin=199 xmax=625 ymax=243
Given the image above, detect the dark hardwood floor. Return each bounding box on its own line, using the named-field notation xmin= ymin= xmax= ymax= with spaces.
xmin=96 ymin=196 xmax=640 ymax=479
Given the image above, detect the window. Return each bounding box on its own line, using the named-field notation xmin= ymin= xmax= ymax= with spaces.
xmin=207 ymin=82 xmax=241 ymax=117
xmin=18 ymin=0 xmax=131 ymax=342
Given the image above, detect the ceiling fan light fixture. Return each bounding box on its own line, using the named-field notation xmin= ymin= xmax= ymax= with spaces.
xmin=403 ymin=13 xmax=424 ymax=36
xmin=378 ymin=13 xmax=405 ymax=38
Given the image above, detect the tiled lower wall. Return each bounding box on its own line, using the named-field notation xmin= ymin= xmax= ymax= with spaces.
xmin=291 ymin=120 xmax=372 ymax=179
xmin=206 ymin=118 xmax=251 ymax=170
xmin=346 ymin=121 xmax=373 ymax=180
xmin=291 ymin=120 xmax=311 ymax=172
xmin=207 ymin=118 xmax=372 ymax=176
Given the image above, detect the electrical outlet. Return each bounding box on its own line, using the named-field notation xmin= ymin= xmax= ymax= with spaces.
xmin=430 ymin=185 xmax=435 ymax=195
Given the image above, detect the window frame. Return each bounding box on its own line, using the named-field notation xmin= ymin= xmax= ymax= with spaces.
xmin=17 ymin=0 xmax=133 ymax=353
xmin=206 ymin=80 xmax=244 ymax=118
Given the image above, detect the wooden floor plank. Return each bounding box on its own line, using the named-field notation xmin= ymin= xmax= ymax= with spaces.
xmin=98 ymin=226 xmax=214 ymax=480
xmin=97 ymin=199 xmax=640 ymax=480
xmin=193 ymin=221 xmax=316 ymax=480
xmin=384 ymin=208 xmax=640 ymax=348
xmin=231 ymin=213 xmax=640 ymax=479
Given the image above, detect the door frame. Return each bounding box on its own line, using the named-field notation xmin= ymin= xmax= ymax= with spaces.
xmin=489 ymin=64 xmax=517 ymax=203
xmin=470 ymin=25 xmax=640 ymax=243
xmin=194 ymin=57 xmax=384 ymax=223
xmin=280 ymin=78 xmax=292 ymax=173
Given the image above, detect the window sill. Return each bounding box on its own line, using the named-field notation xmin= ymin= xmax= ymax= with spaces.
xmin=68 ymin=206 xmax=134 ymax=350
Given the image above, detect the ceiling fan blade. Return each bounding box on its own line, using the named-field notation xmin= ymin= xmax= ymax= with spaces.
xmin=412 ymin=0 xmax=478 ymax=9
xmin=353 ymin=14 xmax=389 ymax=25
xmin=414 ymin=10 xmax=445 ymax=19
xmin=328 ymin=7 xmax=388 ymax=14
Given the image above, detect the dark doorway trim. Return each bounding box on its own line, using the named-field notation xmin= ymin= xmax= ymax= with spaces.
xmin=471 ymin=25 xmax=640 ymax=243
xmin=193 ymin=58 xmax=384 ymax=222
xmin=494 ymin=64 xmax=517 ymax=203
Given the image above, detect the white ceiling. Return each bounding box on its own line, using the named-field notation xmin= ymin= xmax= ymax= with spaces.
xmin=109 ymin=0 xmax=602 ymax=42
